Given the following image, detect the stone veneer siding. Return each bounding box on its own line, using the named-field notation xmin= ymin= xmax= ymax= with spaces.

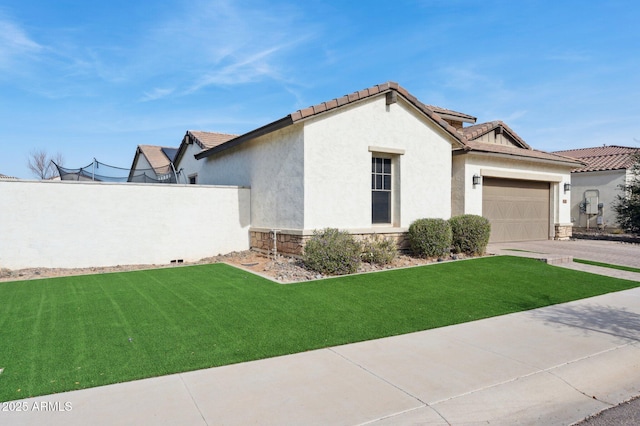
xmin=250 ymin=230 xmax=411 ymax=256
xmin=554 ymin=224 xmax=573 ymax=240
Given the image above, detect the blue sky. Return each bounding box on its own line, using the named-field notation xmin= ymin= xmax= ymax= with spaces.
xmin=1 ymin=0 xmax=639 ymax=179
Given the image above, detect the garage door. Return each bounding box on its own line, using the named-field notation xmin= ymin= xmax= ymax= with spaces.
xmin=482 ymin=178 xmax=550 ymax=243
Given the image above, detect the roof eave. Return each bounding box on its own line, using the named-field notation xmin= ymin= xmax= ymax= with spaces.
xmin=453 ymin=148 xmax=584 ymax=168
xmin=195 ymin=116 xmax=294 ymax=160
xmin=196 ymin=81 xmax=469 ymax=159
xmin=127 ymin=147 xmax=142 ymax=181
xmin=173 ymin=133 xmax=191 ymax=167
xmin=572 ymin=167 xmax=629 ymax=173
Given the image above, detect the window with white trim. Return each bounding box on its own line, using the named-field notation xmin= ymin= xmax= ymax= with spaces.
xmin=372 ymin=157 xmax=392 ymax=224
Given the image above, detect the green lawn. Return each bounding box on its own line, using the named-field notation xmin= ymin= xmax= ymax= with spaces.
xmin=1 ymin=256 xmax=638 ymax=402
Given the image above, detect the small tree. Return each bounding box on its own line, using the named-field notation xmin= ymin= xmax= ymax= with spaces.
xmin=26 ymin=149 xmax=64 ymax=180
xmin=613 ymin=153 xmax=640 ymax=234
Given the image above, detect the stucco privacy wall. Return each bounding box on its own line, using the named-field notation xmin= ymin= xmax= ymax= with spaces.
xmin=452 ymin=153 xmax=573 ymax=233
xmin=570 ymin=169 xmax=627 ymax=229
xmin=0 ymin=180 xmax=250 ymax=269
xmin=303 ymin=95 xmax=454 ymax=229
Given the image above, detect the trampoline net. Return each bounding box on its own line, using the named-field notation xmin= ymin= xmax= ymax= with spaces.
xmin=53 ymin=160 xmax=179 ymax=183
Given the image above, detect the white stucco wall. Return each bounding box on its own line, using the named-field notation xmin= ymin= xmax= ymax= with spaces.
xmin=452 ymin=152 xmax=573 ymax=226
xmin=303 ymin=96 xmax=454 ymax=230
xmin=569 ymin=169 xmax=627 ymax=229
xmin=198 ymin=124 xmax=305 ymax=229
xmin=0 ymin=180 xmax=250 ymax=269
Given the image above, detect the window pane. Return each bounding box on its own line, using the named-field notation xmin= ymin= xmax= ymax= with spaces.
xmin=383 ymin=158 xmax=391 ymax=174
xmin=376 ymin=174 xmax=382 ymax=190
xmin=375 ymin=158 xmax=382 ymax=173
xmin=372 ymin=191 xmax=391 ymax=223
xmin=383 ymin=175 xmax=391 ymax=190
xmin=372 ymin=158 xmax=376 ymax=172
xmin=371 ymin=174 xmax=375 ymax=189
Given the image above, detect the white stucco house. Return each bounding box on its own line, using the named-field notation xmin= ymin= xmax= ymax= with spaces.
xmin=128 ymin=145 xmax=179 ymax=183
xmin=172 ymin=131 xmax=237 ymax=184
xmin=170 ymin=82 xmax=580 ymax=254
xmin=553 ymin=145 xmax=640 ymax=230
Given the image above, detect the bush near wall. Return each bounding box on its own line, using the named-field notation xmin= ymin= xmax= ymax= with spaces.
xmin=408 ymin=218 xmax=452 ymax=258
xmin=303 ymin=228 xmax=362 ymax=275
xmin=449 ymin=214 xmax=491 ymax=255
xmin=361 ymin=234 xmax=397 ymax=265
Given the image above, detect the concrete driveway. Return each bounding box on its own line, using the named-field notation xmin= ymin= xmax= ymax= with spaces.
xmin=488 ymin=239 xmax=640 ymax=282
xmin=488 ymin=239 xmax=640 ymax=268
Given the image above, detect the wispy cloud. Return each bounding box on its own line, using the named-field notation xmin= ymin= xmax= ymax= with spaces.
xmin=187 ymin=44 xmax=292 ymax=92
xmin=140 ymin=87 xmax=175 ymax=102
xmin=136 ymin=0 xmax=319 ymax=96
xmin=0 ymin=15 xmax=43 ymax=69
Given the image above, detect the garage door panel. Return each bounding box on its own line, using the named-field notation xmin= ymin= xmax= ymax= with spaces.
xmin=483 ymin=178 xmax=550 ymax=243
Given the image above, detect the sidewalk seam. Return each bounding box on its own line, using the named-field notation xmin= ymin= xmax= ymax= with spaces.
xmin=428 ymin=343 xmax=634 ymax=406
xmin=327 ymin=348 xmax=451 ymax=425
xmin=178 ymin=374 xmax=209 ymax=426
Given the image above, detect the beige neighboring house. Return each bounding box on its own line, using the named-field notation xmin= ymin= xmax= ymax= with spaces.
xmin=173 ymin=81 xmax=580 ymax=253
xmin=553 ymin=145 xmax=640 ymax=230
xmin=173 ymin=131 xmax=237 ymax=184
xmin=128 ymin=145 xmax=179 ymax=183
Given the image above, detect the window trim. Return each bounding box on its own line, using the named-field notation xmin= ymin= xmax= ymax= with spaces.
xmin=371 ymin=155 xmax=393 ymax=225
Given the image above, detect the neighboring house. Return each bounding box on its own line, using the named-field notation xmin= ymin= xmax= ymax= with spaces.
xmin=173 ymin=81 xmax=579 ymax=253
xmin=553 ymin=145 xmax=640 ymax=230
xmin=0 ymin=173 xmax=18 ymax=180
xmin=128 ymin=145 xmax=179 ymax=183
xmin=173 ymin=131 xmax=237 ymax=184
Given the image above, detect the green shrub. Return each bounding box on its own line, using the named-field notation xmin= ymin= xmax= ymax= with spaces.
xmin=303 ymin=228 xmax=362 ymax=275
xmin=408 ymin=218 xmax=452 ymax=258
xmin=361 ymin=234 xmax=397 ymax=265
xmin=449 ymin=214 xmax=491 ymax=255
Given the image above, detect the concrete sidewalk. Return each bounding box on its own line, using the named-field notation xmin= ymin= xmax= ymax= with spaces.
xmin=4 ymin=240 xmax=640 ymax=425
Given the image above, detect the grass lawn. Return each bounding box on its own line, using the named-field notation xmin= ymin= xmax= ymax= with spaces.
xmin=574 ymin=258 xmax=640 ymax=274
xmin=1 ymin=255 xmax=638 ymax=402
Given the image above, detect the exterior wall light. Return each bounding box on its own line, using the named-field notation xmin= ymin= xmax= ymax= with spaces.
xmin=472 ymin=174 xmax=481 ymax=186
xmin=564 ymin=183 xmax=571 ymax=192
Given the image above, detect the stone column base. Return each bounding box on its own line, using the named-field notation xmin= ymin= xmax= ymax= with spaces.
xmin=554 ymin=224 xmax=573 ymax=240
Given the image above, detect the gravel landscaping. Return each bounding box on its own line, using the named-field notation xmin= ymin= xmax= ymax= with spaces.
xmin=0 ymin=250 xmax=471 ymax=283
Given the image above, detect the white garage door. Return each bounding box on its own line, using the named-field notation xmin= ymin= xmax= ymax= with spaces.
xmin=482 ymin=178 xmax=550 ymax=243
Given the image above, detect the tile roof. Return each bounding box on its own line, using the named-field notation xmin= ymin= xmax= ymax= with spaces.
xmin=459 ymin=121 xmax=531 ymax=149
xmin=137 ymin=145 xmax=175 ymax=172
xmin=289 ymin=82 xmax=468 ymax=146
xmin=188 ymin=131 xmax=238 ymax=149
xmin=553 ymin=145 xmax=640 ymax=172
xmin=0 ymin=173 xmax=18 ymax=180
xmin=426 ymin=105 xmax=477 ymax=123
xmin=195 ymin=81 xmax=578 ymax=167
xmin=459 ymin=140 xmax=582 ymax=164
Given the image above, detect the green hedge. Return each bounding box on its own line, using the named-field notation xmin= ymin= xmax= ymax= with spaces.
xmin=449 ymin=214 xmax=491 ymax=255
xmin=408 ymin=218 xmax=452 ymax=258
